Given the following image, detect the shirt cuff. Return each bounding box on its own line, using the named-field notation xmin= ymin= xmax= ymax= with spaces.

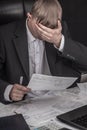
xmin=4 ymin=85 xmax=13 ymax=102
xmin=54 ymin=35 xmax=65 ymax=52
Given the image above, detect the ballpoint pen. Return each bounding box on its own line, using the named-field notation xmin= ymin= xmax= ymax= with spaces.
xmin=20 ymin=76 xmax=23 ymax=85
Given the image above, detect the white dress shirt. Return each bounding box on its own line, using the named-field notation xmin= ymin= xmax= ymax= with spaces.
xmin=4 ymin=21 xmax=65 ymax=101
xmin=26 ymin=22 xmax=51 ymax=78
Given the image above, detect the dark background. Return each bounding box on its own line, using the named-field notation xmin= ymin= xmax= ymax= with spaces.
xmin=59 ymin=0 xmax=87 ymax=46
xmin=0 ymin=0 xmax=87 ymax=46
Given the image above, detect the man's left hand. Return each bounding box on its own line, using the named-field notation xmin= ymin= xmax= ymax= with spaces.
xmin=36 ymin=20 xmax=62 ymax=48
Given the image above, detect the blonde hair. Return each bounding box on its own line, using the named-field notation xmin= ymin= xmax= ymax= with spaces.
xmin=30 ymin=0 xmax=62 ymax=29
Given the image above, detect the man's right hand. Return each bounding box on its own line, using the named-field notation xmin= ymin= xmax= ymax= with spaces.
xmin=9 ymin=84 xmax=30 ymax=101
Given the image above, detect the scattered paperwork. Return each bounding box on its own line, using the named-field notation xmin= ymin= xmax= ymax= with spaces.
xmin=0 ymin=74 xmax=86 ymax=130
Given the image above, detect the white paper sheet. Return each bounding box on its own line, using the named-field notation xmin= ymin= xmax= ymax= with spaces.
xmin=28 ymin=74 xmax=77 ymax=91
xmin=77 ymin=82 xmax=87 ymax=93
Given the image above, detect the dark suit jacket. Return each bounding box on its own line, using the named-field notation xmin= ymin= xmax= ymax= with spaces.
xmin=0 ymin=20 xmax=87 ymax=103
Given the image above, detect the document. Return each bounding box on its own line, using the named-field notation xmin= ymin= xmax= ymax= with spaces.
xmin=0 ymin=87 xmax=85 ymax=130
xmin=28 ymin=74 xmax=77 ymax=91
xmin=77 ymin=82 xmax=87 ymax=94
xmin=15 ymin=89 xmax=85 ymax=128
xmin=0 ymin=74 xmax=83 ymax=130
xmin=33 ymin=120 xmax=63 ymax=130
xmin=0 ymin=103 xmax=25 ymax=118
xmin=76 ymin=82 xmax=87 ymax=102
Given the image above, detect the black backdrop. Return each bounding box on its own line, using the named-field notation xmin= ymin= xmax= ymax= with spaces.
xmin=59 ymin=0 xmax=87 ymax=46
xmin=0 ymin=0 xmax=87 ymax=46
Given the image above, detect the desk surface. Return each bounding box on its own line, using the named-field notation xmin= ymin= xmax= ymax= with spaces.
xmin=0 ymin=86 xmax=87 ymax=130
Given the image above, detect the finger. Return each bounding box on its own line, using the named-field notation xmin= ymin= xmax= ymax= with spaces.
xmin=10 ymin=85 xmax=30 ymax=101
xmin=12 ymin=95 xmax=23 ymax=101
xmin=15 ymin=84 xmax=30 ymax=93
xmin=12 ymin=92 xmax=23 ymax=98
xmin=12 ymin=89 xmax=26 ymax=96
xmin=10 ymin=92 xmax=23 ymax=101
xmin=39 ymin=28 xmax=61 ymax=42
xmin=39 ymin=32 xmax=52 ymax=42
xmin=58 ymin=20 xmax=62 ymax=31
xmin=36 ymin=24 xmax=53 ymax=39
xmin=36 ymin=23 xmax=53 ymax=34
xmin=37 ymin=23 xmax=61 ymax=38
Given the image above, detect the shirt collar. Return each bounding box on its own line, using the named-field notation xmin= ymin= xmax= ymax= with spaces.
xmin=26 ymin=19 xmax=36 ymax=43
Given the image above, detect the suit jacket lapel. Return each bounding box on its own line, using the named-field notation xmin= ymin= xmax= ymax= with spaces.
xmin=13 ymin=20 xmax=29 ymax=79
xmin=45 ymin=42 xmax=57 ymax=75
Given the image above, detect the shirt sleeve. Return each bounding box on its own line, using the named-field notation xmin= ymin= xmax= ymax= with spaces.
xmin=4 ymin=85 xmax=13 ymax=102
xmin=54 ymin=35 xmax=65 ymax=52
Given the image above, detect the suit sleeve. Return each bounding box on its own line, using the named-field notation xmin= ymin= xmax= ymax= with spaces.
xmin=60 ymin=22 xmax=87 ymax=73
xmin=0 ymin=32 xmax=10 ymax=103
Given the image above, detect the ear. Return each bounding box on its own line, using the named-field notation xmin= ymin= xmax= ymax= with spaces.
xmin=27 ymin=12 xmax=32 ymax=20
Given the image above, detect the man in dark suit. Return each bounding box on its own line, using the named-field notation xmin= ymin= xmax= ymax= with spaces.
xmin=0 ymin=0 xmax=87 ymax=103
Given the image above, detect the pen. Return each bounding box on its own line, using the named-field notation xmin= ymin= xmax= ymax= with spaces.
xmin=20 ymin=76 xmax=23 ymax=85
